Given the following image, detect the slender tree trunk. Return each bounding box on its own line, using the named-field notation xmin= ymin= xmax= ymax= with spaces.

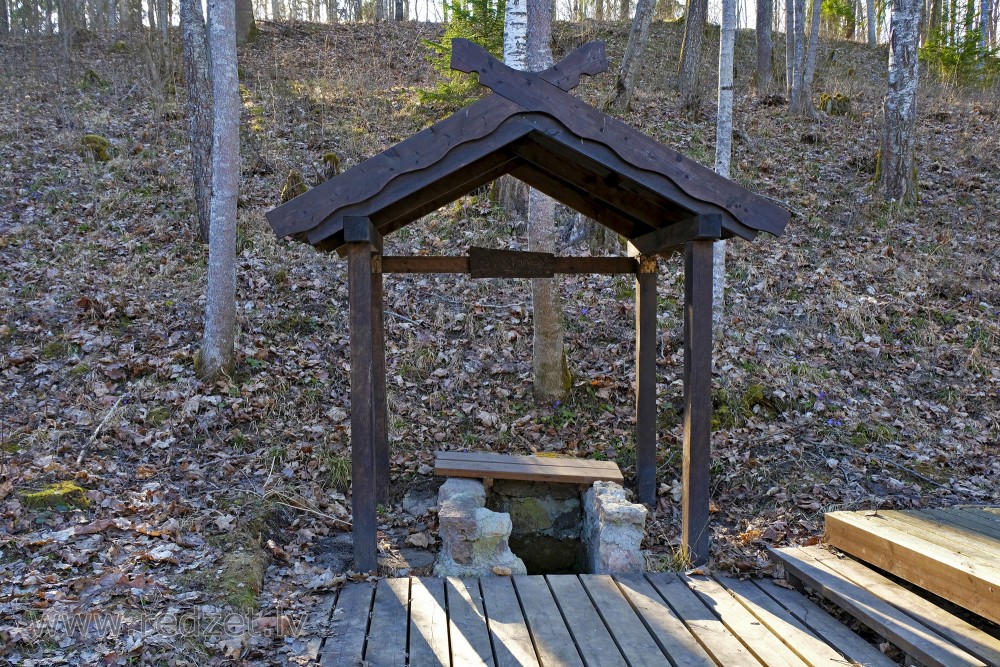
xmin=785 ymin=0 xmax=794 ymax=95
xmin=797 ymin=0 xmax=821 ymax=115
xmin=878 ymin=0 xmax=920 ymax=202
xmin=867 ymin=0 xmax=877 ymax=44
xmin=235 ymin=0 xmax=254 ymax=42
xmin=0 ymin=0 xmax=9 ymax=35
xmin=713 ymin=0 xmax=735 ymax=332
xmin=789 ymin=0 xmax=805 ymax=111
xmin=181 ymin=0 xmax=213 ymax=243
xmin=980 ymin=0 xmax=990 ymax=49
xmin=606 ymin=0 xmax=655 ymax=111
xmin=199 ymin=0 xmax=240 ymax=383
xmin=619 ymin=0 xmax=630 ymax=19
xmin=756 ymin=0 xmax=773 ymax=90
xmin=678 ymin=0 xmax=708 ymax=112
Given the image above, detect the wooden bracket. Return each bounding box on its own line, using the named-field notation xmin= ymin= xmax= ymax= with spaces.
xmin=630 ymin=215 xmax=723 ymax=256
xmin=344 ymin=216 xmax=383 ymax=250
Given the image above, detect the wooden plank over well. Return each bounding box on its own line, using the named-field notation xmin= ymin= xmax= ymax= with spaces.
xmin=434 ymin=451 xmax=624 ymax=485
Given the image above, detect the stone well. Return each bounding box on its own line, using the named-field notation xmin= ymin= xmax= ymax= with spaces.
xmin=435 ymin=478 xmax=646 ymax=576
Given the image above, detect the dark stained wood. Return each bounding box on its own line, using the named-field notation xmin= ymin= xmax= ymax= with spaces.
xmin=631 ymin=215 xmax=724 ymax=256
xmin=754 ymin=578 xmax=897 ymax=667
xmin=770 ymin=546 xmax=987 ymax=667
xmin=450 ymin=38 xmax=788 ymax=236
xmin=479 ymin=576 xmax=540 ymax=667
xmin=579 ymin=575 xmax=670 ymax=667
xmin=347 ymin=240 xmax=378 ymax=573
xmin=408 ymin=578 xmax=451 ymax=666
xmin=434 ymin=451 xmax=624 ymax=485
xmin=469 ymin=245 xmax=558 ymax=279
xmin=930 ymin=507 xmax=1000 ymax=540
xmin=645 ymin=572 xmax=765 ymax=666
xmin=546 ymin=575 xmax=627 ymax=666
xmin=371 ymin=264 xmax=388 ymax=503
xmin=268 ymin=41 xmax=609 ymax=239
xmin=365 ymin=578 xmax=410 ymax=667
xmin=320 ymin=583 xmax=374 ymax=667
xmin=380 ymin=255 xmax=471 ymax=274
xmin=634 ymin=254 xmax=657 ymax=507
xmin=512 ymin=576 xmax=584 ymax=667
xmin=445 ymin=578 xmax=494 ymax=667
xmin=343 ymin=216 xmax=383 ymax=246
xmin=682 ymin=240 xmax=713 ymax=566
xmin=379 ymin=252 xmax=637 ymax=276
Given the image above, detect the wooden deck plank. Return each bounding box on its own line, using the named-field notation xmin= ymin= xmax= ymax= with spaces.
xmin=408 ymin=578 xmax=450 ymax=667
xmin=684 ymin=575 xmax=808 ymax=667
xmin=302 ymin=592 xmax=338 ymax=662
xmin=445 ymin=577 xmax=494 ymax=667
xmin=320 ymin=583 xmax=374 ymax=667
xmin=825 ymin=511 xmax=1000 ymax=625
xmin=718 ymin=576 xmax=865 ymax=667
xmin=364 ymin=578 xmax=410 ymax=667
xmin=512 ymin=575 xmax=585 ymax=667
xmin=770 ymin=546 xmax=986 ymax=667
xmin=614 ymin=574 xmax=716 ymax=667
xmin=435 ymin=457 xmax=624 ymax=485
xmin=753 ymin=579 xmax=897 ymax=667
xmin=480 ymin=576 xmax=540 ymax=667
xmin=932 ymin=507 xmax=1000 ymax=540
xmin=807 ymin=548 xmax=1000 ymax=667
xmin=579 ymin=575 xmax=670 ymax=667
xmin=546 ymin=574 xmax=628 ymax=667
xmin=876 ymin=510 xmax=1000 ymax=560
xmin=645 ymin=572 xmax=765 ymax=666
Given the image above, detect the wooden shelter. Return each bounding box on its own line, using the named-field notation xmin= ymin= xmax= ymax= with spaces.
xmin=266 ymin=39 xmax=789 ymax=571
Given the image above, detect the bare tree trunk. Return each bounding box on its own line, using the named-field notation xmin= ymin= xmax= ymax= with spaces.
xmin=797 ymin=0 xmax=821 ymax=115
xmin=606 ymin=0 xmax=655 ymax=111
xmin=199 ymin=0 xmax=240 ymax=383
xmin=619 ymin=0 xmax=630 ymax=19
xmin=235 ymin=0 xmax=254 ymax=42
xmin=0 ymin=0 xmax=9 ymax=35
xmin=181 ymin=0 xmax=213 ymax=243
xmin=867 ymin=0 xmax=877 ymax=44
xmin=756 ymin=0 xmax=773 ymax=90
xmin=789 ymin=0 xmax=805 ymax=111
xmin=678 ymin=0 xmax=708 ymax=112
xmin=713 ymin=0 xmax=735 ymax=331
xmin=878 ymin=0 xmax=920 ymax=202
xmin=785 ymin=0 xmax=794 ymax=95
xmin=980 ymin=0 xmax=990 ymax=49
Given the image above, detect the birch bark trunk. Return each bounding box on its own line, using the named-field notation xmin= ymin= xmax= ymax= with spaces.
xmin=879 ymin=0 xmax=920 ymax=202
xmin=789 ymin=0 xmax=806 ymax=111
xmin=714 ymin=0 xmax=736 ymax=331
xmin=867 ymin=0 xmax=877 ymax=44
xmin=199 ymin=0 xmax=240 ymax=382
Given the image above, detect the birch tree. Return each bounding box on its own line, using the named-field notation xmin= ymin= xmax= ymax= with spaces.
xmin=606 ymin=0 xmax=656 ymax=111
xmin=867 ymin=0 xmax=877 ymax=45
xmin=713 ymin=0 xmax=735 ymax=331
xmin=677 ymin=0 xmax=708 ymax=112
xmin=789 ymin=0 xmax=807 ymax=110
xmin=756 ymin=0 xmax=774 ymax=91
xmin=504 ymin=0 xmax=567 ymax=401
xmin=879 ymin=0 xmax=921 ymax=202
xmin=180 ymin=0 xmax=213 ymax=242
xmin=198 ymin=0 xmax=240 ymax=383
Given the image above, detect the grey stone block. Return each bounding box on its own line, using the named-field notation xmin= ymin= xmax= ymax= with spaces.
xmin=583 ymin=481 xmax=647 ymax=574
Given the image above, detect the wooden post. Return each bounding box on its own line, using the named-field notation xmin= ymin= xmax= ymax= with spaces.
xmin=371 ymin=258 xmax=388 ymax=503
xmin=683 ymin=239 xmax=713 ymax=566
xmin=632 ymin=246 xmax=658 ymax=507
xmin=346 ymin=217 xmax=382 ymax=572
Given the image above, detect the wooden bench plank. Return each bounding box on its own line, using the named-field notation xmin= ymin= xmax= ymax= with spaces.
xmin=753 ymin=579 xmax=897 ymax=667
xmin=770 ymin=546 xmax=986 ymax=667
xmin=807 ymin=548 xmax=1000 ymax=667
xmin=365 ymin=578 xmax=410 ymax=667
xmin=717 ymin=576 xmax=863 ymax=667
xmin=614 ymin=574 xmax=716 ymax=667
xmin=876 ymin=511 xmax=1000 ymax=560
xmin=684 ymin=575 xmax=808 ymax=667
xmin=645 ymin=572 xmax=765 ymax=666
xmin=320 ymin=583 xmax=374 ymax=667
xmin=436 ymin=450 xmax=622 ymax=472
xmin=435 ymin=456 xmax=624 ymax=485
xmin=408 ymin=578 xmax=450 ymax=667
xmin=445 ymin=578 xmax=494 ymax=667
xmin=825 ymin=511 xmax=1000 ymax=625
xmin=580 ymin=575 xmax=670 ymax=667
xmin=512 ymin=575 xmax=585 ymax=667
xmin=547 ymin=574 xmax=628 ymax=666
xmin=480 ymin=575 xmax=540 ymax=667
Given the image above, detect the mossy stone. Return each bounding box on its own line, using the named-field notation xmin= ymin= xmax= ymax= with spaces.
xmin=280 ymin=169 xmax=308 ymax=203
xmin=21 ymin=481 xmax=90 ymax=510
xmin=81 ymin=134 xmax=112 ymax=162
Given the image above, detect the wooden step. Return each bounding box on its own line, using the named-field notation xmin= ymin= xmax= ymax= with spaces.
xmin=434 ymin=450 xmax=624 ymax=485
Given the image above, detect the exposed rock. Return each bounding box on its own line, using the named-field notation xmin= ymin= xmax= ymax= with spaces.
xmin=583 ymin=481 xmax=647 ymax=574
xmin=434 ymin=478 xmax=526 ymax=577
xmin=401 ymin=489 xmax=436 ymax=518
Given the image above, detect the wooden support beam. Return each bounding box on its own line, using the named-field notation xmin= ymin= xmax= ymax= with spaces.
xmin=635 ymin=254 xmax=658 ymax=507
xmin=630 ymin=215 xmax=724 ymax=256
xmin=682 ymin=240 xmax=713 ymax=566
xmin=372 ymin=265 xmax=388 ymax=504
xmin=378 ymin=252 xmax=638 ymax=276
xmin=347 ymin=237 xmax=378 ymax=573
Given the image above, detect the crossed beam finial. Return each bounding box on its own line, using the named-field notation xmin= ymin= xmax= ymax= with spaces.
xmin=450 ymin=38 xmax=608 ymax=95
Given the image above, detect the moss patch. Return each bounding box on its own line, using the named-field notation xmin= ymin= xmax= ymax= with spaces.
xmin=213 ymin=547 xmax=268 ymax=611
xmin=21 ymin=481 xmax=90 ymax=510
xmin=80 ymin=134 xmax=111 ymax=162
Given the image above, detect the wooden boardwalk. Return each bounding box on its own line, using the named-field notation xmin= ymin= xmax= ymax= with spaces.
xmin=315 ymin=573 xmax=895 ymax=666
xmin=825 ymin=506 xmax=1000 ymax=625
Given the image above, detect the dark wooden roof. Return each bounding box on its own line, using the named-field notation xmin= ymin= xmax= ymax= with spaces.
xmin=266 ymin=39 xmax=789 ymax=254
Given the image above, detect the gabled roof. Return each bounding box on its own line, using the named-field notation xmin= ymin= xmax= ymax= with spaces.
xmin=266 ymin=39 xmax=789 ymax=254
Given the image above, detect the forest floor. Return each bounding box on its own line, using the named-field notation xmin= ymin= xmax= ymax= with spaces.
xmin=1 ymin=19 xmax=999 ymax=666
